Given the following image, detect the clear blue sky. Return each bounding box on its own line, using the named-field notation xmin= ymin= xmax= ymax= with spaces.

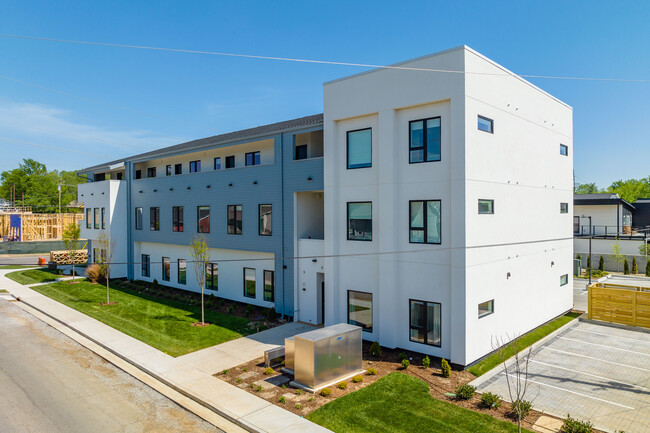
xmin=1 ymin=1 xmax=648 ymax=188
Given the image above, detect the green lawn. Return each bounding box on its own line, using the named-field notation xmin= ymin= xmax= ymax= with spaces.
xmin=28 ymin=280 xmax=253 ymax=356
xmin=0 ymin=265 xmax=38 ymax=270
xmin=467 ymin=312 xmax=581 ymax=376
xmin=5 ymin=268 xmax=60 ymax=285
xmin=307 ymin=373 xmax=531 ymax=433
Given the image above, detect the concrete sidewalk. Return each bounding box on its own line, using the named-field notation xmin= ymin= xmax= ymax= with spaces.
xmin=0 ymin=269 xmax=330 ymax=433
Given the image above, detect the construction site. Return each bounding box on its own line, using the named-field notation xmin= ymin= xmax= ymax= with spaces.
xmin=0 ymin=206 xmax=84 ymax=242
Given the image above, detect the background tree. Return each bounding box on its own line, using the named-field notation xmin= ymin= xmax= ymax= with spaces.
xmin=624 ymin=259 xmax=630 ymax=275
xmin=62 ymin=222 xmax=81 ymax=281
xmin=97 ymin=231 xmax=116 ymax=305
xmin=598 ymin=256 xmax=605 ymax=271
xmin=189 ymin=235 xmax=209 ymax=325
xmin=574 ymin=183 xmax=600 ymax=194
xmin=632 ymin=257 xmax=638 ymax=274
xmin=639 ymin=242 xmax=650 ymax=257
xmin=610 ymin=243 xmax=625 ymax=272
xmin=607 ymin=176 xmax=650 ymax=203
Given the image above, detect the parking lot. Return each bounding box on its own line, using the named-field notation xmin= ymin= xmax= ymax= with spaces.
xmin=476 ymin=320 xmax=650 ymax=433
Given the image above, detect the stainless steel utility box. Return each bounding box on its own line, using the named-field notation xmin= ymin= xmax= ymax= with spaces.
xmin=264 ymin=346 xmax=285 ymax=368
xmin=284 ymin=336 xmax=295 ymax=371
xmin=294 ymin=323 xmax=362 ymax=390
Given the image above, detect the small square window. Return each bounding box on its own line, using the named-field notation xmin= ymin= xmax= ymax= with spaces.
xmin=190 ymin=160 xmax=201 ymax=173
xmin=174 ymin=163 xmax=182 ymax=175
xmin=560 ymin=274 xmax=568 ymax=286
xmin=245 ymin=151 xmax=261 ymax=166
xmin=560 ymin=203 xmax=569 ymax=214
xmin=478 ymin=115 xmax=494 ymax=133
xmin=478 ymin=300 xmax=494 ymax=318
xmin=225 ymin=155 xmax=235 ymax=169
xmin=478 ymin=199 xmax=494 ymax=214
xmin=147 ymin=167 xmax=156 ymax=178
xmin=560 ymin=144 xmax=568 ymax=156
xmin=214 ymin=157 xmax=221 ymax=170
xmin=295 ymin=144 xmax=308 ymax=160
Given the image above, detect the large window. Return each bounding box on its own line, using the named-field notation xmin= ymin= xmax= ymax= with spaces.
xmin=348 ymin=291 xmax=372 ymax=332
xmin=259 ymin=204 xmax=272 ymax=236
xmin=174 ymin=163 xmax=182 ymax=175
xmin=478 ymin=115 xmax=494 ymax=133
xmin=347 ymin=128 xmax=372 ymax=169
xmin=560 ymin=144 xmax=568 ymax=156
xmin=86 ymin=208 xmax=92 ymax=229
xmin=172 ymin=206 xmax=184 ymax=232
xmin=409 ymin=200 xmax=441 ymax=244
xmin=206 ymin=263 xmax=218 ymax=291
xmin=141 ymin=254 xmax=150 ymax=277
xmin=560 ymin=274 xmax=568 ymax=286
xmin=409 ymin=300 xmax=441 ymax=347
xmin=197 ymin=206 xmax=210 ymax=233
xmin=150 ymin=207 xmax=160 ymax=231
xmin=189 ymin=160 xmax=201 ymax=173
xmin=228 ymin=205 xmax=243 ymax=234
xmin=244 ymin=267 xmax=256 ymax=298
xmin=225 ymin=155 xmax=235 ymax=169
xmin=409 ymin=117 xmax=441 ymax=163
xmin=478 ymin=199 xmax=494 ymax=214
xmin=135 ymin=207 xmax=143 ymax=230
xmin=245 ymin=151 xmax=261 ymax=166
xmin=347 ymin=202 xmax=372 ymax=241
xmin=560 ymin=202 xmax=569 ymax=214
xmin=162 ymin=257 xmax=170 ymax=281
xmin=178 ymin=259 xmax=186 ymax=285
xmin=147 ymin=167 xmax=156 ymax=178
xmin=101 ymin=208 xmax=106 ymax=229
xmin=264 ymin=270 xmax=274 ymax=302
xmin=214 ymin=157 xmax=221 ymax=170
xmin=478 ymin=300 xmax=494 ymax=318
xmin=94 ymin=208 xmax=99 ymax=229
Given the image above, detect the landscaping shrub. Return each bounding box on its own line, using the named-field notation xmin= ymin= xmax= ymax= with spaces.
xmin=632 ymin=257 xmax=638 ymax=274
xmin=624 ymin=259 xmax=630 ymax=275
xmin=227 ymin=305 xmax=234 ymax=314
xmin=85 ymin=264 xmax=104 ymax=283
xmin=295 ymin=403 xmax=302 ymax=409
xmin=455 ymin=384 xmax=476 ymax=400
xmin=222 ymin=369 xmax=228 ymax=375
xmin=599 ymin=256 xmax=605 ymax=271
xmin=369 ymin=341 xmax=381 ymax=357
xmin=511 ymin=399 xmax=532 ymax=419
xmin=295 ymin=389 xmax=302 ymax=395
xmin=352 ymin=375 xmax=363 ymax=383
xmin=278 ymin=396 xmax=286 ymax=404
xmin=320 ymin=388 xmax=332 ymax=397
xmin=236 ymin=378 xmax=242 ymax=384
xmin=308 ymin=397 xmax=314 ymax=402
xmin=422 ymin=355 xmax=430 ymax=369
xmin=337 ymin=381 xmax=347 ymax=390
xmin=255 ymin=385 xmax=262 ymax=392
xmin=264 ymin=367 xmax=274 ymax=375
xmin=401 ymin=359 xmax=410 ymax=370
xmin=366 ymin=368 xmax=377 ymax=375
xmin=398 ymin=352 xmax=407 ymax=362
xmin=441 ymin=358 xmax=451 ymax=378
xmin=562 ymin=414 xmax=593 ymax=433
xmin=480 ymin=392 xmax=501 ymax=409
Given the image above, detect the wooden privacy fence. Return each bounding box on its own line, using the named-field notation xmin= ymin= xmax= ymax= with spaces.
xmin=588 ymin=282 xmax=650 ymax=329
xmin=0 ymin=213 xmax=84 ymax=242
xmin=50 ymin=250 xmax=88 ymax=265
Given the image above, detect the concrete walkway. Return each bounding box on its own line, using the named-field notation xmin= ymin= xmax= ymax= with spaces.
xmin=0 ymin=269 xmax=329 ymax=433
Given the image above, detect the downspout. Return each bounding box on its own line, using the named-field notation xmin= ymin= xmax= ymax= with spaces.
xmin=126 ymin=162 xmax=133 ymax=280
xmin=280 ymin=133 xmax=285 ymax=320
xmin=617 ymin=202 xmax=620 ymax=239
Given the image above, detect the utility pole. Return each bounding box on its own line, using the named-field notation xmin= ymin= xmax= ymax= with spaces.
xmin=58 ymin=180 xmax=62 ymax=214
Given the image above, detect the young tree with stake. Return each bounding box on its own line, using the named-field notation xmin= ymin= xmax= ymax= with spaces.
xmin=97 ymin=231 xmax=116 ymax=305
xmin=189 ymin=235 xmax=210 ymax=326
xmin=62 ymin=222 xmax=81 ymax=282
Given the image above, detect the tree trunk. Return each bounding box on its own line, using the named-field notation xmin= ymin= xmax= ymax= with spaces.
xmin=201 ymin=287 xmax=205 ymax=324
xmin=72 ymin=263 xmax=75 ymax=282
xmin=106 ymin=272 xmax=109 ymax=304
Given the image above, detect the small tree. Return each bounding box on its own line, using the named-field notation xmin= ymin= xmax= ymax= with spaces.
xmin=598 ymin=256 xmax=605 ymax=272
xmin=576 ymin=253 xmax=581 ymax=261
xmin=97 ymin=231 xmax=116 ymax=304
xmin=632 ymin=257 xmax=638 ymax=274
xmin=62 ymin=222 xmax=81 ymax=281
xmin=189 ymin=235 xmax=209 ymax=325
xmin=624 ymin=259 xmax=630 ymax=275
xmin=639 ymin=242 xmax=650 ymax=257
xmin=610 ymin=242 xmax=625 ymax=272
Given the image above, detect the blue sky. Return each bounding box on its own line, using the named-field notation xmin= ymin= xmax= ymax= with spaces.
xmin=0 ymin=1 xmax=648 ymax=188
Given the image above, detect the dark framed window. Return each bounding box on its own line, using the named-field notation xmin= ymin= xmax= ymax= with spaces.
xmin=347 ymin=128 xmax=372 ymax=169
xmin=259 ymin=204 xmax=272 ymax=236
xmin=560 ymin=202 xmax=569 ymax=214
xmin=295 ymin=144 xmax=308 ymax=160
xmin=189 ymin=160 xmax=201 ymax=173
xmin=206 ymin=263 xmax=218 ymax=290
xmin=245 ymin=151 xmax=261 ymax=166
xmin=478 ymin=300 xmax=494 ymax=318
xmin=174 ymin=163 xmax=182 ymax=175
xmin=172 ymin=206 xmax=184 ymax=232
xmin=93 ymin=248 xmax=99 ymax=264
xmin=116 ymin=172 xmax=123 ymax=180
xmin=409 ymin=117 xmax=441 ymax=163
xmin=197 ymin=206 xmax=210 ymax=233
xmin=560 ymin=274 xmax=568 ymax=286
xmin=101 ymin=208 xmax=106 ymax=229
xmin=348 ymin=291 xmax=372 ymax=332
xmin=214 ymin=157 xmax=221 ymax=170
xmin=227 ymin=205 xmax=243 ymax=234
xmin=225 ymin=155 xmax=235 ymax=168
xmin=478 ymin=199 xmax=494 ymax=214
xmin=560 ymin=144 xmax=568 ymax=156
xmin=94 ymin=208 xmax=99 ymax=229
xmin=478 ymin=115 xmax=494 ymax=133
xmin=178 ymin=259 xmax=186 ymax=285
xmin=409 ymin=300 xmax=441 ymax=347
xmin=141 ymin=254 xmax=150 ymax=277
xmin=573 ymin=216 xmax=580 ymax=235
xmin=347 ymin=202 xmax=372 ymax=241
xmin=244 ymin=267 xmax=256 ymax=298
xmin=162 ymin=257 xmax=170 ymax=281
xmin=147 ymin=167 xmax=156 ymax=178
xmin=135 ymin=207 xmax=142 ymax=230
xmin=166 ymin=165 xmax=172 ymax=176
xmin=135 ymin=170 xmax=142 ymax=179
xmin=264 ymin=270 xmax=274 ymax=302
xmin=409 ymin=200 xmax=441 ymax=244
xmin=86 ymin=208 xmax=92 ymax=229
xmin=150 ymin=207 xmax=160 ymax=231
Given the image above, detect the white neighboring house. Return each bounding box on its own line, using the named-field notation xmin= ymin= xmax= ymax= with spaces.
xmin=322 ymin=46 xmax=573 ymax=366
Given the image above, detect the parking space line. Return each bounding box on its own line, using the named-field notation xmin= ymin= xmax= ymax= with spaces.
xmin=501 ymin=373 xmax=634 ymax=410
xmin=569 ymin=327 xmax=650 ymax=345
xmin=540 ymin=347 xmax=650 ymax=372
xmin=557 ymin=336 xmax=650 ymax=356
xmin=530 ymin=360 xmax=648 ymax=391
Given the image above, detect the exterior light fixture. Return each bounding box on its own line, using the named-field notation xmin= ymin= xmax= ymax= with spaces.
xmin=206 ymin=185 xmax=211 ymax=189
xmin=312 ymin=259 xmax=317 ymax=263
xmin=153 ymin=189 xmax=157 ymax=192
xmin=187 ymin=186 xmax=191 ymax=190
xmin=138 ymin=190 xmax=142 ymax=193
xmin=307 ymin=176 xmax=313 ymax=181
xmin=507 ymin=272 xmax=511 ymax=279
xmin=229 ymin=183 xmax=233 ymax=187
xmin=169 ymin=188 xmax=173 ymax=191
xmin=253 ymin=180 xmax=258 ymax=185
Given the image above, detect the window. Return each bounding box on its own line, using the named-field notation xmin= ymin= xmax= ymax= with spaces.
xmin=478 ymin=115 xmax=494 ymax=133
xmin=478 ymin=199 xmax=494 ymax=214
xmin=162 ymin=257 xmax=170 ymax=281
xmin=573 ymin=216 xmax=580 ymax=234
xmin=409 ymin=117 xmax=441 ymax=163
xmin=244 ymin=268 xmax=256 ymax=298
xmin=264 ymin=270 xmax=274 ymax=302
xmin=560 ymin=144 xmax=568 ymax=156
xmin=86 ymin=208 xmax=91 ymax=229
xmin=347 ymin=202 xmax=372 ymax=241
xmin=206 ymin=263 xmax=218 ymax=290
xmin=101 ymin=208 xmax=106 ymax=229
xmin=295 ymin=144 xmax=308 ymax=160
xmin=150 ymin=207 xmax=160 ymax=231
xmin=214 ymin=157 xmax=221 ymax=170
xmin=189 ymin=160 xmax=201 ymax=173
xmin=227 ymin=205 xmax=243 ymax=234
xmin=172 ymin=206 xmax=184 ymax=232
xmin=225 ymin=155 xmax=235 ymax=169
xmin=347 ymin=128 xmax=372 ymax=169
xmin=409 ymin=300 xmax=441 ymax=346
xmin=259 ymin=204 xmax=272 ymax=236
xmin=94 ymin=208 xmax=99 ymax=229
xmin=348 ymin=291 xmax=372 ymax=332
xmin=166 ymin=165 xmax=172 ymax=176
xmin=560 ymin=274 xmax=568 ymax=286
xmin=560 ymin=202 xmax=569 ymax=214
xmin=178 ymin=259 xmax=186 ymax=285
xmin=245 ymin=151 xmax=261 ymax=166
xmin=409 ymin=200 xmax=441 ymax=244
xmin=135 ymin=170 xmax=142 ymax=179
xmin=141 ymin=254 xmax=150 ymax=277
xmin=174 ymin=163 xmax=182 ymax=175
xmin=197 ymin=206 xmax=210 ymax=233
xmin=135 ymin=207 xmax=143 ymax=230
xmin=478 ymin=300 xmax=494 ymax=318
xmin=147 ymin=167 xmax=156 ymax=178
xmin=93 ymin=248 xmax=99 ymax=264
xmin=116 ymin=172 xmax=123 ymax=180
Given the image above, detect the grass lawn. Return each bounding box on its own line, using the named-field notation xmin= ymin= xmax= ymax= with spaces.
xmin=0 ymin=265 xmax=38 ymax=270
xmin=29 ymin=280 xmax=253 ymax=356
xmin=5 ymin=268 xmax=60 ymax=285
xmin=307 ymin=372 xmax=531 ymax=433
xmin=467 ymin=311 xmax=581 ymax=377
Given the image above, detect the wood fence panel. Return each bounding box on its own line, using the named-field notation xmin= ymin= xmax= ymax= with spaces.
xmin=588 ymin=283 xmax=650 ymax=329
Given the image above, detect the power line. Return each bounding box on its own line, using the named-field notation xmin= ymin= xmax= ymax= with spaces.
xmin=1 ymin=34 xmax=649 ymax=83
xmin=0 ymin=136 xmax=111 ymax=158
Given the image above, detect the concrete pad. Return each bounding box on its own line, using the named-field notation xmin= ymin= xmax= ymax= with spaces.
xmin=533 ymin=416 xmax=563 ymax=433
xmin=239 ymin=403 xmax=329 ymax=433
xmin=238 ymin=371 xmax=258 ymax=381
xmin=254 ymin=375 xmax=290 ymax=391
